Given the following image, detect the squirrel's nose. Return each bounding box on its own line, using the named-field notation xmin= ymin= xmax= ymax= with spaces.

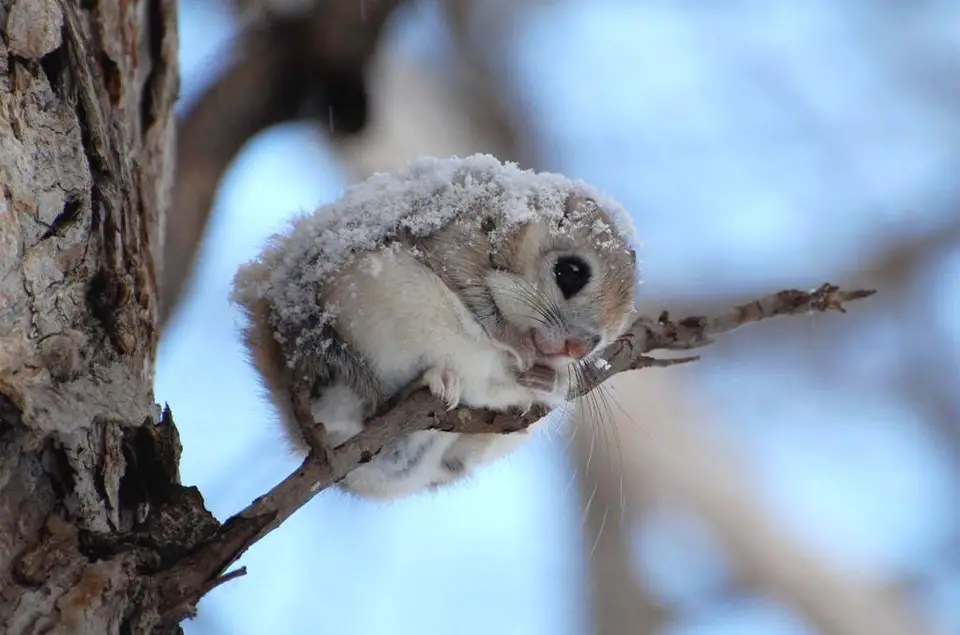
xmin=564 ymin=335 xmax=600 ymax=360
xmin=532 ymin=330 xmax=601 ymax=360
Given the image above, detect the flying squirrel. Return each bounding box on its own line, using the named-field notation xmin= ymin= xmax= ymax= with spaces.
xmin=232 ymin=154 xmax=640 ymax=500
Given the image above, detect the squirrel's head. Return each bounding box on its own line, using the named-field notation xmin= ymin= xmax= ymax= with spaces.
xmin=485 ymin=195 xmax=639 ymax=369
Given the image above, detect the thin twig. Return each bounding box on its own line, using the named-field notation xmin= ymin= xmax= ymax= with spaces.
xmin=587 ymin=283 xmax=876 ymax=386
xmin=154 ymin=282 xmax=875 ymax=617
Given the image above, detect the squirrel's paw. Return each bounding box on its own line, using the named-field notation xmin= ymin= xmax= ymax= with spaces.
xmin=423 ymin=367 xmax=462 ymax=410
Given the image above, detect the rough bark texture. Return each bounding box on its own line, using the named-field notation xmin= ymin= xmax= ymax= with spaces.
xmin=0 ymin=0 xmax=186 ymax=632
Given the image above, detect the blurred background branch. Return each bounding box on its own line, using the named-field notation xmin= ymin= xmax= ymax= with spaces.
xmin=160 ymin=0 xmax=407 ymax=328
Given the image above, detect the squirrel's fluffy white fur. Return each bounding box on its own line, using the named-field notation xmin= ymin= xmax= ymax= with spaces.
xmin=233 ymin=154 xmax=639 ymax=500
xmin=312 ymin=246 xmax=567 ymax=498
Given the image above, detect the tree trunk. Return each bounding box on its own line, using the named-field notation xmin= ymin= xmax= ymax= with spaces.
xmin=0 ymin=0 xmax=196 ymax=632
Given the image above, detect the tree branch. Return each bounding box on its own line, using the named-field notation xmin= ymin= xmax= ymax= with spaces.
xmin=152 ymin=282 xmax=875 ymax=621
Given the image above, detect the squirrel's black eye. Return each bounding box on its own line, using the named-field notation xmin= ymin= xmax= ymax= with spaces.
xmin=553 ymin=256 xmax=591 ymax=299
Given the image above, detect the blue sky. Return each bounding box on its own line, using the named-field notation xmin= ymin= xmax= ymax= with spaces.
xmin=160 ymin=1 xmax=960 ymax=633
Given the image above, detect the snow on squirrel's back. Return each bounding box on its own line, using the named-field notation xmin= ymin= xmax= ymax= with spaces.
xmin=232 ymin=153 xmax=637 ymax=352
